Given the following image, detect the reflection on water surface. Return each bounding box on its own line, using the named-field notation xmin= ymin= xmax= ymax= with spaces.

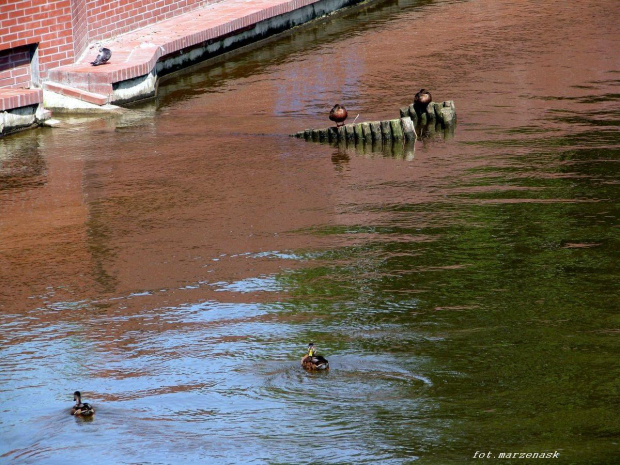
xmin=1 ymin=0 xmax=618 ymax=463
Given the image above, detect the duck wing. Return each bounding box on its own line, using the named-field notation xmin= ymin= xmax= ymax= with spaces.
xmin=311 ymin=356 xmax=329 ymax=368
xmin=73 ymin=403 xmax=95 ymax=415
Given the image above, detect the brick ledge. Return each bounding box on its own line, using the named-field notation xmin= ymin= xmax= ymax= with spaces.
xmin=0 ymin=88 xmax=43 ymax=112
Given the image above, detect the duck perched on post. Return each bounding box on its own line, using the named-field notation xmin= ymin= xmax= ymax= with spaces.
xmin=301 ymin=343 xmax=329 ymax=370
xmin=71 ymin=391 xmax=95 ymax=416
xmin=329 ymin=104 xmax=348 ymax=127
xmin=413 ymin=89 xmax=432 ymax=115
xmin=91 ymin=47 xmax=111 ymax=66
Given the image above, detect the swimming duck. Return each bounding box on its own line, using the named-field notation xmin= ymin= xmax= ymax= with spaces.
xmin=71 ymin=391 xmax=95 ymax=416
xmin=413 ymin=89 xmax=432 ymax=115
xmin=301 ymin=343 xmax=329 ymax=370
xmin=91 ymin=47 xmax=111 ymax=66
xmin=329 ymin=104 xmax=348 ymax=127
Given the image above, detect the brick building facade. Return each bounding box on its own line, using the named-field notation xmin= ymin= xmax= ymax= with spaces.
xmin=0 ymin=0 xmax=219 ymax=88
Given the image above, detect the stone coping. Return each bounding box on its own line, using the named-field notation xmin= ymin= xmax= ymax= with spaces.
xmin=46 ymin=0 xmax=325 ymax=100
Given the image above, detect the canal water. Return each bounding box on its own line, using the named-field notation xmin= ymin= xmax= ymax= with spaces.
xmin=1 ymin=0 xmax=618 ymax=463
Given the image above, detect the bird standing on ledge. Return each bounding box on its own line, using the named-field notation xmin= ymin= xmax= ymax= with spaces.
xmin=301 ymin=343 xmax=329 ymax=370
xmin=71 ymin=391 xmax=95 ymax=416
xmin=413 ymin=89 xmax=432 ymax=115
xmin=329 ymin=104 xmax=348 ymax=127
xmin=91 ymin=48 xmax=111 ymax=66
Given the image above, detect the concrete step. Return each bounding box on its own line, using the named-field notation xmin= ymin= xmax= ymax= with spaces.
xmin=43 ymin=82 xmax=109 ymax=106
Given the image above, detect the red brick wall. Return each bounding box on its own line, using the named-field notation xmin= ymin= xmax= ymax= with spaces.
xmin=0 ymin=0 xmax=76 ymax=83
xmin=0 ymin=46 xmax=32 ymax=88
xmin=83 ymin=0 xmax=215 ymax=44
xmin=71 ymin=0 xmax=89 ymax=59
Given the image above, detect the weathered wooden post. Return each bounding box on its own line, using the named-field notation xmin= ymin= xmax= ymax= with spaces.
xmin=430 ymin=101 xmax=456 ymax=126
xmin=432 ymin=102 xmax=442 ymax=122
xmin=354 ymin=124 xmax=364 ymax=142
xmin=370 ymin=121 xmax=382 ymax=142
xmin=400 ymin=116 xmax=416 ymax=142
xmin=338 ymin=125 xmax=346 ymax=142
xmin=418 ymin=111 xmax=427 ymax=126
xmin=389 ymin=119 xmax=403 ymax=140
xmin=361 ymin=122 xmax=372 ymax=142
xmin=344 ymin=124 xmax=356 ymax=142
xmin=441 ymin=100 xmax=456 ymax=126
xmin=380 ymin=120 xmax=392 ymax=140
xmin=408 ymin=104 xmax=418 ymax=124
xmin=426 ymin=107 xmax=435 ymax=122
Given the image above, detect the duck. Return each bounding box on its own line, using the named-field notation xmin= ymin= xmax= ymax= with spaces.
xmin=301 ymin=343 xmax=329 ymax=370
xmin=91 ymin=47 xmax=111 ymax=66
xmin=329 ymin=104 xmax=348 ymax=127
xmin=413 ymin=89 xmax=432 ymax=115
xmin=71 ymin=391 xmax=95 ymax=416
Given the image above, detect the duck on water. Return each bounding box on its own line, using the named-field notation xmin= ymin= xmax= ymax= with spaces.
xmin=71 ymin=391 xmax=95 ymax=416
xmin=301 ymin=343 xmax=329 ymax=371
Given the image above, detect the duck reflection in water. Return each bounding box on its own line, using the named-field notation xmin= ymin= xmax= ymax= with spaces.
xmin=331 ymin=150 xmax=350 ymax=172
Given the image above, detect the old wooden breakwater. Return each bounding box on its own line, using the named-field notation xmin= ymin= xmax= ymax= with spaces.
xmin=292 ymin=100 xmax=456 ymax=143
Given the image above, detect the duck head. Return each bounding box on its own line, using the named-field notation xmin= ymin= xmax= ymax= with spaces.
xmin=307 ymin=342 xmax=316 ymax=356
xmin=73 ymin=391 xmax=82 ymax=405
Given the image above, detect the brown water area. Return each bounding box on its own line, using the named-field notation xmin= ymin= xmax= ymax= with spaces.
xmin=1 ymin=0 xmax=618 ymax=463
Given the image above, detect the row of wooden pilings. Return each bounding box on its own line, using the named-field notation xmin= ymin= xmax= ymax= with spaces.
xmin=292 ymin=100 xmax=456 ymax=144
xmin=399 ymin=100 xmax=456 ymax=127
